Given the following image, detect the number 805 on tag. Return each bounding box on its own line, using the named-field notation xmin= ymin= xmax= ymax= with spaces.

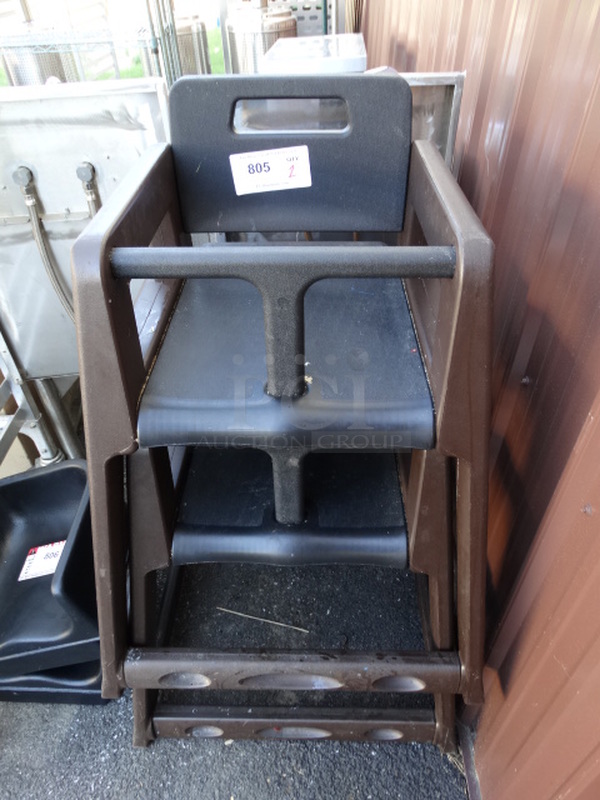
xmin=247 ymin=161 xmax=270 ymax=175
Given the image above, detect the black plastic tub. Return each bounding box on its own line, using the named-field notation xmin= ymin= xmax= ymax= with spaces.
xmin=0 ymin=461 xmax=99 ymax=679
xmin=0 ymin=659 xmax=104 ymax=704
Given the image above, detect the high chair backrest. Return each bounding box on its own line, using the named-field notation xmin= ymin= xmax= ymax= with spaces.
xmin=169 ymin=73 xmax=412 ymax=234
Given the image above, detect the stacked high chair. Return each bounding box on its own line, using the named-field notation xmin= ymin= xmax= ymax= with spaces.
xmin=72 ymin=73 xmax=493 ymax=748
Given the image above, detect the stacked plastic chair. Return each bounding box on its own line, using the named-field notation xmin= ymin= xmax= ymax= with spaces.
xmin=72 ymin=73 xmax=492 ymax=748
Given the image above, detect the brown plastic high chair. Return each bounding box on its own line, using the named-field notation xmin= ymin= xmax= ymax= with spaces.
xmin=72 ymin=73 xmax=492 ymax=749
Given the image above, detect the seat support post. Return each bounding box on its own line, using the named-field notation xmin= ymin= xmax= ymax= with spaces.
xmin=269 ymin=447 xmax=306 ymax=524
xmin=261 ymin=277 xmax=307 ymax=398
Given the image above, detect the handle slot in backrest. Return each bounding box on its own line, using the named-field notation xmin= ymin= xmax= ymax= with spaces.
xmin=233 ymin=98 xmax=349 ymax=135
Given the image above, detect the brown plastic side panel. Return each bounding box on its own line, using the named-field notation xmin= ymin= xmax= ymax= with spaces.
xmin=404 ymin=448 xmax=456 ymax=748
xmin=71 ymin=144 xmax=182 ymax=698
xmin=405 ymin=140 xmax=493 ymax=704
xmin=128 ymin=447 xmax=175 ymax=645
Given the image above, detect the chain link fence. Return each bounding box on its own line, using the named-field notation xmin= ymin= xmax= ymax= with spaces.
xmin=0 ymin=21 xmax=211 ymax=87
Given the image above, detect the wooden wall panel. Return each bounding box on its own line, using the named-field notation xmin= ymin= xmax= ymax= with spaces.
xmin=364 ymin=2 xmax=600 ymax=797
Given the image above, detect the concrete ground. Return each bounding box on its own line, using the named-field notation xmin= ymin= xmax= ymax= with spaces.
xmin=0 ymin=693 xmax=468 ymax=799
xmin=0 ymin=561 xmax=471 ymax=800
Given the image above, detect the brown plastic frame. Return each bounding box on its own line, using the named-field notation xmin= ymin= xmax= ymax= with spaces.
xmin=71 ymin=139 xmax=492 ymax=750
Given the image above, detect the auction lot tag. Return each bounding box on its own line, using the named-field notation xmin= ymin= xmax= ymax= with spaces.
xmin=229 ymin=145 xmax=312 ymax=196
xmin=18 ymin=541 xmax=66 ymax=581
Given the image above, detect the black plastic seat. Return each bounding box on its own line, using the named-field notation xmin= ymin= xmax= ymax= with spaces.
xmin=172 ymin=448 xmax=407 ymax=567
xmin=138 ymin=277 xmax=434 ymax=450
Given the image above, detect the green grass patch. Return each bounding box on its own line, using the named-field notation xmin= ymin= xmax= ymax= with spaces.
xmin=118 ymin=61 xmax=145 ymax=79
xmin=207 ymin=27 xmax=225 ymax=74
xmin=95 ymin=55 xmax=144 ymax=81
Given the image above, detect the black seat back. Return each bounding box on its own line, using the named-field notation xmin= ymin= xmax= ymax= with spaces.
xmin=169 ymin=73 xmax=412 ymax=233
